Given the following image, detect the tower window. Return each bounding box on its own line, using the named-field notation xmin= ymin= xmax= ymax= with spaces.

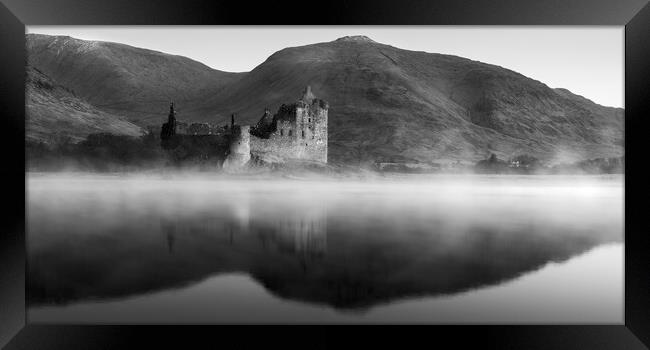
xmin=302 ymin=130 xmax=305 ymax=138
xmin=280 ymin=129 xmax=283 ymax=136
xmin=308 ymin=118 xmax=311 ymax=123
xmin=289 ymin=129 xmax=292 ymax=136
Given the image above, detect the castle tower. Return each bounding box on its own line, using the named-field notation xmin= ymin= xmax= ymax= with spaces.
xmin=168 ymin=102 xmax=176 ymax=124
xmin=301 ymin=85 xmax=315 ymax=103
xmin=224 ymin=125 xmax=251 ymax=169
xmin=160 ymin=101 xmax=177 ymax=140
xmin=247 ymin=87 xmax=329 ymax=164
xmin=294 ymin=86 xmax=328 ymax=162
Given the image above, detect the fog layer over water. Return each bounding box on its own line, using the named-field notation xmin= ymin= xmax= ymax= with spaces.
xmin=27 ymin=173 xmax=623 ymax=323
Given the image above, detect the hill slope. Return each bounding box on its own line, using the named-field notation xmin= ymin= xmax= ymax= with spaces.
xmin=27 ymin=66 xmax=144 ymax=144
xmin=193 ymin=35 xmax=624 ymax=164
xmin=27 ymin=34 xmax=243 ymax=125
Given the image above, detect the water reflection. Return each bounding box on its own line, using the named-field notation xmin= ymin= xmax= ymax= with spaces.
xmin=27 ymin=175 xmax=623 ymax=320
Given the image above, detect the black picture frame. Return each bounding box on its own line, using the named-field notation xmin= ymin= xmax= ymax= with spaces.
xmin=1 ymin=0 xmax=649 ymax=348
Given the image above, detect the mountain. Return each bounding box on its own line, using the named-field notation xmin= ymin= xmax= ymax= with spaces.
xmin=26 ymin=34 xmax=624 ymax=164
xmin=26 ymin=66 xmax=144 ymax=144
xmin=26 ymin=34 xmax=243 ymax=125
xmin=193 ymin=35 xmax=624 ymax=164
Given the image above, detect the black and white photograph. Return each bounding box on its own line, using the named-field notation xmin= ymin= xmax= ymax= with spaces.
xmin=24 ymin=26 xmax=624 ymax=324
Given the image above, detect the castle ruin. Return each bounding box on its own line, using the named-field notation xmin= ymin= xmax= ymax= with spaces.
xmin=249 ymin=86 xmax=328 ymax=164
xmin=160 ymin=86 xmax=328 ymax=167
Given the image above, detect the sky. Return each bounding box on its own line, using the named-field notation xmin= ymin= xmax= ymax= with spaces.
xmin=27 ymin=26 xmax=624 ymax=108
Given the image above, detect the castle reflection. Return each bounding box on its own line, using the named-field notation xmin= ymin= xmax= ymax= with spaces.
xmin=27 ymin=177 xmax=623 ymax=312
xmin=159 ymin=200 xmax=327 ymax=259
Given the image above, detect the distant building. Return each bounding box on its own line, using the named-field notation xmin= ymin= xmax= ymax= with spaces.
xmin=160 ymin=86 xmax=328 ymax=167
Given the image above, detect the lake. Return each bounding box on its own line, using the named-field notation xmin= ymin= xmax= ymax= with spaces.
xmin=26 ymin=173 xmax=624 ymax=324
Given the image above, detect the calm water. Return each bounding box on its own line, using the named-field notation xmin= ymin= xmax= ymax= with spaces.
xmin=27 ymin=173 xmax=623 ymax=324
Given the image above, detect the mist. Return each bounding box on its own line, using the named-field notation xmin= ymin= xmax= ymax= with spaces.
xmin=27 ymin=172 xmax=623 ymax=323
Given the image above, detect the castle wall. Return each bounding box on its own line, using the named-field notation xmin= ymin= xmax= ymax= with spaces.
xmin=250 ymin=134 xmax=326 ymax=163
xmin=177 ymin=122 xmax=224 ymax=135
xmin=250 ymin=99 xmax=328 ymax=163
xmin=224 ymin=125 xmax=251 ymax=168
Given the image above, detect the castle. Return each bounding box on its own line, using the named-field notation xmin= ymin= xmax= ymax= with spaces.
xmin=160 ymin=86 xmax=328 ymax=167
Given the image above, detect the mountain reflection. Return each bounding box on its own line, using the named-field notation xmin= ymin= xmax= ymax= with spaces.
xmin=27 ymin=176 xmax=622 ymax=310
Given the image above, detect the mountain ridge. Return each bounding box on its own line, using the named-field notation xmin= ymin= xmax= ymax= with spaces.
xmin=26 ymin=33 xmax=624 ymax=164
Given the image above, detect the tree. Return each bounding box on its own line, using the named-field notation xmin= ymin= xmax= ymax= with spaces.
xmin=475 ymin=153 xmax=508 ymax=174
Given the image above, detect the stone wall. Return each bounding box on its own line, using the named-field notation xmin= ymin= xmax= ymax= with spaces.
xmin=250 ymin=98 xmax=328 ymax=163
xmin=250 ymin=134 xmax=326 ymax=163
xmin=177 ymin=122 xmax=224 ymax=135
xmin=224 ymin=125 xmax=251 ymax=168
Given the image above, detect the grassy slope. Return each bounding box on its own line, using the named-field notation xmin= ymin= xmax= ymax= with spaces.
xmin=27 ymin=34 xmax=243 ymax=125
xmin=27 ymin=66 xmax=144 ymax=144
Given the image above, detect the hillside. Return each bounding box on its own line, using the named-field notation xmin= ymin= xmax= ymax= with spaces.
xmin=26 ymin=34 xmax=624 ymax=164
xmin=26 ymin=66 xmax=144 ymax=144
xmin=193 ymin=35 xmax=624 ymax=164
xmin=26 ymin=34 xmax=243 ymax=125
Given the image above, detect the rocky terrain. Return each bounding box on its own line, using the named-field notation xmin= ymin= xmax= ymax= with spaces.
xmin=26 ymin=34 xmax=624 ymax=165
